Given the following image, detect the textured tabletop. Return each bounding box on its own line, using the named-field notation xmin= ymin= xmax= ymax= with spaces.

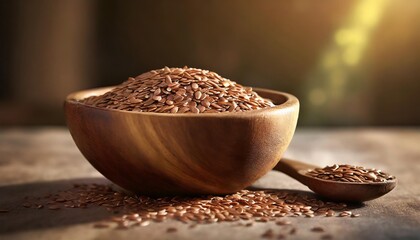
xmin=0 ymin=128 xmax=419 ymax=240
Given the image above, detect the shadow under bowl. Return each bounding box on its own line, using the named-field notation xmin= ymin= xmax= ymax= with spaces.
xmin=64 ymin=87 xmax=299 ymax=196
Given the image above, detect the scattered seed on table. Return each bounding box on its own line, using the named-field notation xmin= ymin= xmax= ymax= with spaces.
xmin=166 ymin=227 xmax=177 ymax=233
xmin=276 ymin=220 xmax=291 ymax=226
xmin=311 ymin=227 xmax=324 ymax=232
xmin=94 ymin=222 xmax=110 ymax=228
xmin=117 ymin=221 xmax=129 ymax=229
xmin=140 ymin=221 xmax=150 ymax=227
xmin=22 ymin=203 xmax=31 ymax=208
xmin=48 ymin=205 xmax=60 ymax=210
xmin=22 ymin=183 xmax=360 ymax=230
xmin=261 ymin=229 xmax=274 ymax=238
xmin=277 ymin=233 xmax=286 ymax=239
xmin=321 ymin=234 xmax=334 ymax=240
xmin=339 ymin=211 xmax=352 ymax=217
xmin=326 ymin=210 xmax=335 ymax=217
xmin=189 ymin=224 xmax=197 ymax=229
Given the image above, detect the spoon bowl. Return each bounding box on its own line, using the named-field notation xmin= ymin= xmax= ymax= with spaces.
xmin=274 ymin=159 xmax=397 ymax=202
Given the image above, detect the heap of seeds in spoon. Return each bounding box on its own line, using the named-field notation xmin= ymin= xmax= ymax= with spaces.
xmin=80 ymin=67 xmax=275 ymax=113
xmin=305 ymin=164 xmax=395 ymax=183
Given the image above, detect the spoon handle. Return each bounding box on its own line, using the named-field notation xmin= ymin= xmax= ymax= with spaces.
xmin=272 ymin=158 xmax=318 ymax=185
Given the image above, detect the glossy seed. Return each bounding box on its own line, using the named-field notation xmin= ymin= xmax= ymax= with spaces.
xmin=311 ymin=227 xmax=324 ymax=232
xmin=79 ymin=67 xmax=275 ymax=113
xmin=306 ymin=164 xmax=395 ymax=183
xmin=22 ymin=183 xmax=359 ymax=230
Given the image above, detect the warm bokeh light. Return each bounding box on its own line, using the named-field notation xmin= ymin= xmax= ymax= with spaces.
xmin=303 ymin=0 xmax=390 ymax=125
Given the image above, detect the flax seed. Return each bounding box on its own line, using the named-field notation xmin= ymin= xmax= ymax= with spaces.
xmin=94 ymin=222 xmax=110 ymax=228
xmin=140 ymin=221 xmax=150 ymax=227
xmin=321 ymin=234 xmax=333 ymax=240
xmin=277 ymin=233 xmax=286 ymax=239
xmin=311 ymin=227 xmax=324 ymax=232
xmin=79 ymin=67 xmax=275 ymax=113
xmin=22 ymin=203 xmax=31 ymax=208
xmin=306 ymin=164 xmax=395 ymax=183
xmin=24 ymin=183 xmax=359 ymax=232
xmin=262 ymin=229 xmax=274 ymax=238
xmin=48 ymin=205 xmax=60 ymax=210
xmin=276 ymin=220 xmax=291 ymax=226
xmin=166 ymin=227 xmax=177 ymax=233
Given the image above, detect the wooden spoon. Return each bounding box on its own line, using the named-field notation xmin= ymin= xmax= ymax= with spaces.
xmin=273 ymin=158 xmax=397 ymax=202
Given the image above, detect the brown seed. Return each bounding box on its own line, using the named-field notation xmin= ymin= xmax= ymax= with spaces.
xmin=339 ymin=212 xmax=350 ymax=217
xmin=277 ymin=234 xmax=286 ymax=239
xmin=117 ymin=221 xmax=130 ymax=229
xmin=171 ymin=106 xmax=179 ymax=113
xmin=194 ymin=91 xmax=202 ymax=100
xmin=189 ymin=224 xmax=197 ymax=229
xmin=48 ymin=205 xmax=60 ymax=210
xmin=166 ymin=227 xmax=177 ymax=233
xmin=261 ymin=217 xmax=270 ymax=222
xmin=306 ymin=164 xmax=395 ymax=183
xmin=321 ymin=234 xmax=333 ymax=240
xmin=127 ymin=213 xmax=140 ymax=220
xmin=140 ymin=221 xmax=150 ymax=227
xmin=165 ymin=75 xmax=172 ymax=84
xmin=261 ymin=229 xmax=274 ymax=238
xmin=191 ymin=83 xmax=199 ymax=90
xmin=22 ymin=203 xmax=31 ymax=208
xmin=23 ymin=183 xmax=358 ymax=230
xmin=176 ymin=88 xmax=187 ymax=96
xmin=179 ymin=107 xmax=189 ymax=113
xmin=311 ymin=227 xmax=324 ymax=232
xmin=276 ymin=220 xmax=291 ymax=226
xmin=94 ymin=222 xmax=110 ymax=228
xmin=79 ymin=67 xmax=275 ymax=114
xmin=128 ymin=97 xmax=142 ymax=104
xmin=197 ymin=105 xmax=206 ymax=113
xmin=191 ymin=106 xmax=200 ymax=114
xmin=152 ymin=95 xmax=162 ymax=101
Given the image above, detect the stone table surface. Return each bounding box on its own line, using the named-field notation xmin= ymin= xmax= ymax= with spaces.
xmin=0 ymin=128 xmax=419 ymax=240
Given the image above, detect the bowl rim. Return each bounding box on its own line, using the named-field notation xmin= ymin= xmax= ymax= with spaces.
xmin=65 ymin=86 xmax=299 ymax=117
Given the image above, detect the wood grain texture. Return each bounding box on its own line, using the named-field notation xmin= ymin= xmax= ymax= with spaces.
xmin=0 ymin=129 xmax=419 ymax=240
xmin=64 ymin=87 xmax=299 ymax=195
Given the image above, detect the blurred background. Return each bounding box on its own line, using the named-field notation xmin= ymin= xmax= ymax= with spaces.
xmin=0 ymin=0 xmax=419 ymax=126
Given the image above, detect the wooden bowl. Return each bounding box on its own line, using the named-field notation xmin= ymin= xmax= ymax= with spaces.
xmin=64 ymin=87 xmax=299 ymax=195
